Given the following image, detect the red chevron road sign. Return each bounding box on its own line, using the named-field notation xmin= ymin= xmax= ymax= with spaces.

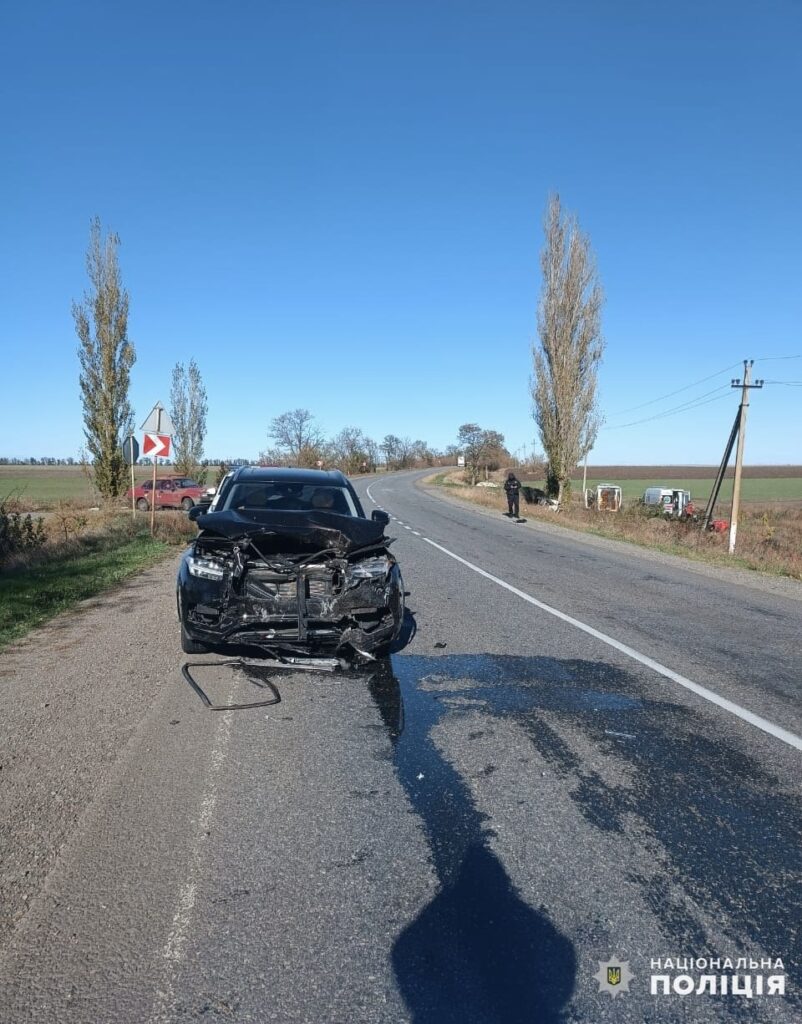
xmin=142 ymin=433 xmax=171 ymax=458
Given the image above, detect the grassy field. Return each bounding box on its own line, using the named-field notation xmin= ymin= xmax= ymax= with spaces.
xmin=0 ymin=466 xmax=98 ymax=505
xmin=569 ymin=464 xmax=802 ymax=479
xmin=0 ymin=465 xmax=220 ymax=509
xmin=3 ymin=464 xmax=802 ymax=509
xmin=565 ymin=476 xmax=802 ymax=504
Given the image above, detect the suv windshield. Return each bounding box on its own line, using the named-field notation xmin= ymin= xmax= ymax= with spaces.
xmin=222 ymin=482 xmax=358 ymax=517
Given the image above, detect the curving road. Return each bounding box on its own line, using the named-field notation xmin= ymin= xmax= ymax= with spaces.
xmin=0 ymin=469 xmax=800 ymax=1023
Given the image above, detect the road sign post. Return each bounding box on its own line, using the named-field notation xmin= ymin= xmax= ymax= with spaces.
xmin=122 ymin=435 xmax=140 ymax=520
xmin=140 ymin=403 xmax=175 ymax=537
xmin=142 ymin=434 xmax=172 ymax=535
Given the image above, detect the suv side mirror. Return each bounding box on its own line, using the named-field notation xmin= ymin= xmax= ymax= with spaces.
xmin=188 ymin=502 xmax=211 ymax=522
xmin=371 ymin=509 xmax=390 ymax=526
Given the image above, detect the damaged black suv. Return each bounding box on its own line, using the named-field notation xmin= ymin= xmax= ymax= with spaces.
xmin=176 ymin=467 xmax=404 ymax=661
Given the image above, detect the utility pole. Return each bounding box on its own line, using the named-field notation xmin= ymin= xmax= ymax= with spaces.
xmin=702 ymin=411 xmax=739 ymax=531
xmin=728 ymin=360 xmax=763 ymax=554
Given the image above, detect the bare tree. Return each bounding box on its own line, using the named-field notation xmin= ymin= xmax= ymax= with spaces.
xmin=381 ymin=434 xmax=401 ymax=469
xmin=170 ymin=359 xmax=208 ymax=483
xmin=531 ymin=194 xmax=604 ymax=502
xmin=381 ymin=435 xmax=416 ymax=470
xmin=410 ymin=440 xmax=436 ymax=467
xmin=457 ymin=423 xmax=486 ymax=485
xmin=479 ymin=429 xmax=508 ymax=479
xmin=363 ymin=437 xmax=379 ymax=472
xmin=73 ymin=218 xmax=135 ymax=499
xmin=266 ymin=409 xmax=324 ymax=467
xmin=330 ymin=426 xmax=375 ymax=474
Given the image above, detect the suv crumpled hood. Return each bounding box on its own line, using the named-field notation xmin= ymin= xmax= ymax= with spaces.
xmin=194 ymin=509 xmax=388 ymax=554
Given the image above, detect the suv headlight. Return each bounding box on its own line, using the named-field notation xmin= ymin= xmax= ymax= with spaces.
xmin=188 ymin=555 xmax=228 ymax=581
xmin=349 ymin=555 xmax=391 ymax=579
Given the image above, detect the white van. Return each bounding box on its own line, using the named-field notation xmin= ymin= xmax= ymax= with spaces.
xmin=643 ymin=487 xmax=692 ymax=514
xmin=643 ymin=487 xmax=675 ymax=508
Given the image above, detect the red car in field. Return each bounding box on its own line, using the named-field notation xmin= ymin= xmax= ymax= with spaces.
xmin=127 ymin=476 xmax=205 ymax=512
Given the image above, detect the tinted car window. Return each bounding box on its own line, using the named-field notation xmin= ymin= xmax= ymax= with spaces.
xmin=223 ymin=482 xmax=357 ymax=516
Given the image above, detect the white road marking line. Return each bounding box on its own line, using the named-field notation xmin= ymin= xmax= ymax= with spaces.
xmin=422 ymin=536 xmax=802 ymax=753
xmin=366 ymin=482 xmax=426 ymax=539
xmin=148 ymin=707 xmax=234 ymax=1022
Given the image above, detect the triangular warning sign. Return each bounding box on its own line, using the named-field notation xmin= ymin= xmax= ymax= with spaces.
xmin=140 ymin=402 xmax=175 ymax=435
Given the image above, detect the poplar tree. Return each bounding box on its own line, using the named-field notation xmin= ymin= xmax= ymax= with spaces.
xmin=170 ymin=359 xmax=208 ymax=483
xmin=531 ymin=194 xmax=604 ymax=502
xmin=73 ymin=218 xmax=135 ymax=499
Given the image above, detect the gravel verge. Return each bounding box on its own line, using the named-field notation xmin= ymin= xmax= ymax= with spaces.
xmin=0 ymin=557 xmax=180 ymax=950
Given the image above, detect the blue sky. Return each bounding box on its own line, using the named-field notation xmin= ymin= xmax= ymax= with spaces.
xmin=1 ymin=0 xmax=800 ymax=464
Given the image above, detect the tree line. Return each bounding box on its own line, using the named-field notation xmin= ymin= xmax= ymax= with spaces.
xmin=259 ymin=409 xmax=448 ymax=473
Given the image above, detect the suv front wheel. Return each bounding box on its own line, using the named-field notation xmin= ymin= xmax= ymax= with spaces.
xmin=177 ymin=591 xmax=209 ymax=654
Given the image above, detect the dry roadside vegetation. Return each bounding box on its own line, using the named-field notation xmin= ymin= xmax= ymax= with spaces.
xmin=429 ymin=470 xmax=802 ymax=580
xmin=0 ymin=504 xmax=196 ymax=648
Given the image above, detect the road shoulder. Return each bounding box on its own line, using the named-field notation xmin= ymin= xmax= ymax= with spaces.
xmin=0 ymin=557 xmax=181 ymax=950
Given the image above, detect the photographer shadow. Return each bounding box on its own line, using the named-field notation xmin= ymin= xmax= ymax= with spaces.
xmin=392 ymin=842 xmax=575 ymax=1024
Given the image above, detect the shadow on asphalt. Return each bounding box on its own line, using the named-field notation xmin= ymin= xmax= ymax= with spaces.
xmin=393 ymin=843 xmax=574 ymax=1024
xmin=369 ymin=653 xmax=802 ymax=1020
xmin=368 ymin=657 xmax=577 ymax=1023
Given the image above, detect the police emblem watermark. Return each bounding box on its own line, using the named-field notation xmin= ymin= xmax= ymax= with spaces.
xmin=594 ymin=958 xmax=635 ymax=998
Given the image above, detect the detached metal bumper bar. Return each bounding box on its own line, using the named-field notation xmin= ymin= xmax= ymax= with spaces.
xmin=181 ymin=652 xmax=346 ymax=711
xmin=181 ymin=659 xmax=282 ymax=711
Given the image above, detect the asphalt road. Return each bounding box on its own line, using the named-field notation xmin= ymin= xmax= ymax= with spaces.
xmin=1 ymin=469 xmax=800 ymax=1023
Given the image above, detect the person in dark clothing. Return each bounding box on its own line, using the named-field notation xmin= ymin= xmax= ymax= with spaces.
xmin=504 ymin=471 xmax=521 ymax=518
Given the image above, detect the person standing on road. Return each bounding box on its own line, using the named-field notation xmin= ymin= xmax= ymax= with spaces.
xmin=504 ymin=471 xmax=521 ymax=518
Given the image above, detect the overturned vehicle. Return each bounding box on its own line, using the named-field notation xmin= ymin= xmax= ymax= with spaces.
xmin=177 ymin=468 xmax=404 ymax=662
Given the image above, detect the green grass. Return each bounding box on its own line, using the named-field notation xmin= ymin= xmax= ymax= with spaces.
xmin=0 ymin=533 xmax=173 ymax=649
xmin=0 ymin=465 xmax=221 ymax=508
xmin=555 ymin=477 xmax=802 ymax=504
xmin=0 ymin=467 xmax=97 ymax=505
xmin=431 ymin=473 xmax=465 ymax=487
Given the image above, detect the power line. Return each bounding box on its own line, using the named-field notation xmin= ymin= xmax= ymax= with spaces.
xmin=754 ymin=354 xmax=802 ymax=362
xmin=764 ymin=380 xmax=802 ymax=386
xmin=607 ymin=362 xmax=742 ymax=418
xmin=602 ymin=386 xmax=733 ymax=431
